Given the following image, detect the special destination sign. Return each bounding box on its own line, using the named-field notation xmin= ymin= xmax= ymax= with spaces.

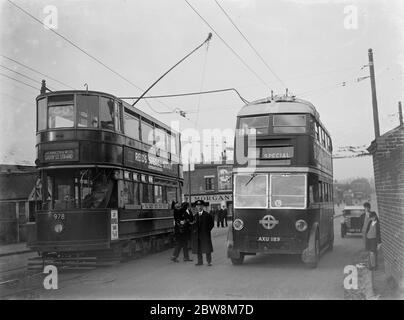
xmin=260 ymin=146 xmax=294 ymax=159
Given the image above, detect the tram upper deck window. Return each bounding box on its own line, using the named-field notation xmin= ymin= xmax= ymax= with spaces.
xmin=124 ymin=111 xmax=140 ymax=140
xmin=169 ymin=134 xmax=178 ymax=155
xmin=270 ymin=174 xmax=306 ymax=209
xmin=48 ymin=105 xmax=74 ymax=128
xmin=239 ymin=116 xmax=269 ymax=135
xmin=234 ymin=174 xmax=268 ymax=208
xmin=155 ymin=128 xmax=167 ymax=151
xmin=77 ymin=95 xmax=99 ymax=128
xmin=272 ymin=114 xmax=306 ymax=134
xmin=100 ymin=96 xmax=116 ymax=131
xmin=141 ymin=120 xmax=154 ymax=145
xmin=37 ymin=98 xmax=47 ymax=131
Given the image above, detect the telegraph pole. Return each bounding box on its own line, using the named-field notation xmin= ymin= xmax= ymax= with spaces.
xmin=188 ymin=153 xmax=192 ymax=207
xmin=368 ymin=49 xmax=380 ymax=138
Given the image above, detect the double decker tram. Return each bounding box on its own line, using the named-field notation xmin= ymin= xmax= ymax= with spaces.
xmin=28 ymin=86 xmax=183 ymax=267
xmin=227 ymin=95 xmax=334 ymax=268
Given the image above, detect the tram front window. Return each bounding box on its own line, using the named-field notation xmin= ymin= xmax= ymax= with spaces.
xmin=43 ymin=169 xmax=116 ymax=210
xmin=48 ymin=105 xmax=74 ymax=128
xmin=270 ymin=174 xmax=306 ymax=209
xmin=234 ymin=174 xmax=267 ymax=208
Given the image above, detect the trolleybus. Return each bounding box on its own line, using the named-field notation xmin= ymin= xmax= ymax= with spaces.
xmin=227 ymin=95 xmax=334 ymax=268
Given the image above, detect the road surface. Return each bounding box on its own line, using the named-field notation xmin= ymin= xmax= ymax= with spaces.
xmin=2 ymin=206 xmax=364 ymax=300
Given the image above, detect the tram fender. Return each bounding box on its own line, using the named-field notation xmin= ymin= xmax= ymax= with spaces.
xmin=226 ymin=222 xmax=240 ymax=259
xmin=301 ymin=222 xmax=318 ymax=264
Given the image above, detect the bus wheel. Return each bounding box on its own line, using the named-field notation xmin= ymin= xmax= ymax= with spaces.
xmin=328 ymin=227 xmax=334 ymax=251
xmin=231 ymin=253 xmax=245 ymax=265
xmin=306 ymin=233 xmax=319 ymax=269
xmin=328 ymin=234 xmax=334 ymax=251
xmin=341 ymin=225 xmax=346 ymax=238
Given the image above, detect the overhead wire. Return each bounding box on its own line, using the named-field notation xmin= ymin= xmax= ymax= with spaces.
xmin=1 ymin=54 xmax=74 ymax=90
xmin=195 ymin=42 xmax=209 ymax=127
xmin=214 ymin=0 xmax=287 ymax=89
xmin=119 ymin=88 xmax=250 ymax=104
xmin=0 ymin=72 xmax=39 ymax=91
xmin=0 ymin=64 xmax=56 ymax=90
xmin=184 ymin=0 xmax=270 ymax=89
xmin=6 ymin=0 xmax=181 ymax=117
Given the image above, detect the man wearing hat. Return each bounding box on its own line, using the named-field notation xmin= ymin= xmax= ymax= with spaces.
xmin=191 ymin=199 xmax=214 ymax=266
xmin=171 ymin=201 xmax=194 ymax=262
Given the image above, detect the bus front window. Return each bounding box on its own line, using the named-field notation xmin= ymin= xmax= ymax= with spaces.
xmin=239 ymin=116 xmax=269 ymax=135
xmin=234 ymin=174 xmax=268 ymax=208
xmin=270 ymin=174 xmax=306 ymax=209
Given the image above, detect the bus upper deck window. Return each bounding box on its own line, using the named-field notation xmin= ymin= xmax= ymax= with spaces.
xmin=239 ymin=116 xmax=269 ymax=135
xmin=273 ymin=114 xmax=306 ymax=134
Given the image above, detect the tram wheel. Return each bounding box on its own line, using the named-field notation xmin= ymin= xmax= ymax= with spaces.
xmin=231 ymin=253 xmax=245 ymax=265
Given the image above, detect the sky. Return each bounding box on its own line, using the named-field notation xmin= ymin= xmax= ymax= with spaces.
xmin=0 ymin=0 xmax=403 ymax=180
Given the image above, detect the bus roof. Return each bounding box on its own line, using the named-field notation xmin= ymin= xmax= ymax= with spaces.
xmin=238 ymin=96 xmax=319 ymax=118
xmin=37 ymin=90 xmax=178 ymax=135
xmin=237 ymin=95 xmax=331 ymax=136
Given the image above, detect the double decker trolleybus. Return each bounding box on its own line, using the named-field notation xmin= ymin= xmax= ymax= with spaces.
xmin=27 ymin=84 xmax=183 ymax=267
xmin=227 ymin=95 xmax=334 ymax=268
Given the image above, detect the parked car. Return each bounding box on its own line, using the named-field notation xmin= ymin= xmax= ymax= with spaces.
xmin=340 ymin=206 xmax=365 ymax=238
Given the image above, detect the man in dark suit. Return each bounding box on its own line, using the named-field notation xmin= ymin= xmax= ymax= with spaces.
xmin=191 ymin=200 xmax=214 ymax=266
xmin=171 ymin=202 xmax=193 ymax=262
xmin=219 ymin=205 xmax=228 ymax=228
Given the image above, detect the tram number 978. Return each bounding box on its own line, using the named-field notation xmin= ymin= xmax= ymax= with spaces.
xmin=53 ymin=213 xmax=65 ymax=220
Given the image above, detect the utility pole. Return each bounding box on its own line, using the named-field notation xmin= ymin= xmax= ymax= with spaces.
xmin=368 ymin=49 xmax=380 ymax=138
xmin=399 ymin=101 xmax=403 ymax=126
xmin=188 ymin=153 xmax=192 ymax=207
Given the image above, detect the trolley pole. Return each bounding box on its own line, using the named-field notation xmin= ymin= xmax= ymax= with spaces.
xmin=368 ymin=48 xmax=380 ymax=138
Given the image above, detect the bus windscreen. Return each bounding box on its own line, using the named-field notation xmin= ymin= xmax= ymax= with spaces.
xmin=270 ymin=174 xmax=306 ymax=209
xmin=234 ymin=174 xmax=267 ymax=208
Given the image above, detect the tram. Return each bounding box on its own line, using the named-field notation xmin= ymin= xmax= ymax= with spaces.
xmin=227 ymin=95 xmax=334 ymax=268
xmin=27 ymin=83 xmax=183 ymax=266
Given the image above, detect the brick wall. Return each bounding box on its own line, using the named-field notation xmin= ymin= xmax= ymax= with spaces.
xmin=183 ymin=162 xmax=233 ymax=195
xmin=368 ymin=125 xmax=404 ymax=288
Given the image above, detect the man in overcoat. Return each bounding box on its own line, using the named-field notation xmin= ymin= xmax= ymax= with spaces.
xmin=191 ymin=200 xmax=214 ymax=266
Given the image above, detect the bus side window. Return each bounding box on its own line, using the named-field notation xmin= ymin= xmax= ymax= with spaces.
xmin=315 ymin=123 xmax=320 ymax=141
xmin=318 ymin=182 xmax=323 ymax=202
xmin=309 ymin=185 xmax=314 ymax=204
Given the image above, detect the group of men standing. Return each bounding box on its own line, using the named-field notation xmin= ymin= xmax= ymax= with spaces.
xmin=170 ymin=200 xmax=215 ymax=266
xmin=212 ymin=206 xmax=228 ymax=228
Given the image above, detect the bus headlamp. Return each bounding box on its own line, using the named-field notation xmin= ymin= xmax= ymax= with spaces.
xmin=233 ymin=219 xmax=244 ymax=231
xmin=295 ymin=219 xmax=307 ymax=232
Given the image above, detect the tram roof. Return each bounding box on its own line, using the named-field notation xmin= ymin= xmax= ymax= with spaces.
xmin=37 ymin=90 xmax=178 ymax=135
